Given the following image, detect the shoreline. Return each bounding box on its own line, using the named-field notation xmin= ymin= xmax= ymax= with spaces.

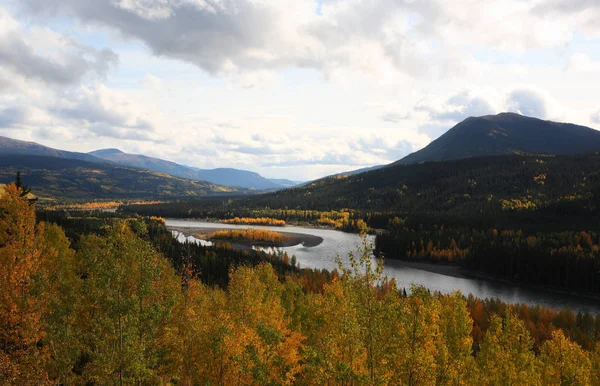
xmin=384 ymin=259 xmax=469 ymax=280
xmin=168 ymin=225 xmax=324 ymax=248
xmin=384 ymin=258 xmax=600 ymax=303
xmin=169 ymin=220 xmax=600 ymax=305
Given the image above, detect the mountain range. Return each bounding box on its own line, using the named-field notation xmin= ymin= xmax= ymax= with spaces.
xmin=2 ymin=112 xmax=600 ymax=201
xmin=0 ymin=154 xmax=248 ymax=200
xmin=88 ymin=148 xmax=300 ymax=190
xmin=0 ymin=136 xmax=102 ymax=163
xmin=0 ymin=136 xmax=300 ymax=190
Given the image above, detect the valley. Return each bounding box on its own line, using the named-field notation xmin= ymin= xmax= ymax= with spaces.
xmin=4 ymin=2 xmax=600 ymax=382
xmin=4 ymin=112 xmax=600 ymax=384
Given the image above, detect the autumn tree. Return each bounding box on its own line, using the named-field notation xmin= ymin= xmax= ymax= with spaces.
xmin=161 ymin=274 xmax=230 ymax=384
xmin=476 ymin=312 xmax=541 ymax=385
xmin=540 ymin=329 xmax=592 ymax=385
xmin=41 ymin=223 xmax=82 ymax=385
xmin=74 ymin=221 xmax=180 ymax=384
xmin=435 ymin=292 xmax=475 ymax=385
xmin=387 ymin=286 xmax=440 ymax=386
xmin=300 ymin=278 xmax=367 ymax=385
xmin=0 ymin=184 xmax=48 ymax=384
xmin=225 ymin=263 xmax=304 ymax=385
xmin=592 ymin=346 xmax=600 ymax=385
xmin=340 ymin=236 xmax=390 ymax=384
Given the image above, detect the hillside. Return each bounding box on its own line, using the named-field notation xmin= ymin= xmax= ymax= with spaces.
xmin=90 ymin=149 xmax=296 ymax=190
xmin=398 ymin=113 xmax=600 ymax=164
xmin=0 ymin=136 xmax=104 ymax=163
xmin=0 ymin=155 xmax=248 ymax=200
xmin=222 ymin=153 xmax=600 ymax=225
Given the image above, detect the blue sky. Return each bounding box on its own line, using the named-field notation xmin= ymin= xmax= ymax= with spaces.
xmin=1 ymin=0 xmax=600 ymax=180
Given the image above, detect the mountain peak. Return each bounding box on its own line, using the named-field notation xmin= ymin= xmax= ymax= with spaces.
xmin=398 ymin=113 xmax=600 ymax=165
xmin=89 ymin=148 xmax=124 ymax=156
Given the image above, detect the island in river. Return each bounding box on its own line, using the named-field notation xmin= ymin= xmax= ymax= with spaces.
xmin=169 ymin=225 xmax=324 ymax=249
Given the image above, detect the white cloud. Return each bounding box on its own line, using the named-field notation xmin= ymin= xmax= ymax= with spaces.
xmin=19 ymin=0 xmax=600 ymax=82
xmin=566 ymin=54 xmax=600 ymax=73
xmin=504 ymin=87 xmax=567 ymax=120
xmin=416 ymin=90 xmax=496 ymax=123
xmin=592 ymin=109 xmax=600 ymax=124
xmin=0 ymin=7 xmax=117 ymax=87
xmin=0 ymin=0 xmax=599 ymax=180
xmin=506 ymin=89 xmax=548 ymax=119
xmin=141 ymin=74 xmax=162 ymax=91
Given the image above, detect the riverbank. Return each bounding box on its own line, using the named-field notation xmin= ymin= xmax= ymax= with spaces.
xmin=384 ymin=259 xmax=470 ymax=280
xmin=168 ymin=225 xmax=324 ymax=248
xmin=385 ymin=258 xmax=600 ymax=303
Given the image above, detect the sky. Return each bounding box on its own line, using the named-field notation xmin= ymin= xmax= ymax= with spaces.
xmin=0 ymin=0 xmax=600 ymax=181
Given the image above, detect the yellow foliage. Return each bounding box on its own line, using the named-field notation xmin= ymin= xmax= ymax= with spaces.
xmin=208 ymin=229 xmax=288 ymax=243
xmin=223 ymin=217 xmax=286 ymax=226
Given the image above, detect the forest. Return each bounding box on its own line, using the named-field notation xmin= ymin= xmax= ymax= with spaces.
xmin=2 ymin=182 xmax=600 ymax=384
xmin=119 ymin=153 xmax=600 ymax=297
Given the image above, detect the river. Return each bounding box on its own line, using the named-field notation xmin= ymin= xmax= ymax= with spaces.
xmin=166 ymin=218 xmax=600 ymax=314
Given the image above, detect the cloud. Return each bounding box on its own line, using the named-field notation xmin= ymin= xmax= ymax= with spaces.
xmin=416 ymin=90 xmax=496 ymax=123
xmin=506 ymin=88 xmax=549 ymax=119
xmin=141 ymin=74 xmax=162 ymax=90
xmin=262 ymin=152 xmax=367 ymax=168
xmin=0 ymin=106 xmax=27 ymax=129
xmin=49 ymin=84 xmax=162 ymax=141
xmin=19 ymin=0 xmax=593 ymax=82
xmin=349 ymin=135 xmax=416 ymax=161
xmin=592 ymin=109 xmax=600 ymax=124
xmin=534 ymin=0 xmax=600 ymax=36
xmin=0 ymin=8 xmax=117 ymax=86
xmin=381 ymin=112 xmax=411 ymax=123
xmin=54 ymin=85 xmax=153 ymax=129
xmin=566 ymin=54 xmax=600 ymax=73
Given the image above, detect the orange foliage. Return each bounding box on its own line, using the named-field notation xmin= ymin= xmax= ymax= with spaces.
xmin=0 ymin=184 xmax=49 ymax=383
xmin=223 ymin=217 xmax=286 ymax=226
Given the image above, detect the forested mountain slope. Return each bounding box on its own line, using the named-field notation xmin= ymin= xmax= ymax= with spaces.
xmin=0 ymin=155 xmax=248 ymax=200
xmin=238 ymin=153 xmax=600 ymax=221
xmin=0 ymin=135 xmax=104 ymax=163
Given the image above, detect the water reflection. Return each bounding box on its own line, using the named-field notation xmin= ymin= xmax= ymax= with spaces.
xmin=167 ymin=219 xmax=600 ymax=314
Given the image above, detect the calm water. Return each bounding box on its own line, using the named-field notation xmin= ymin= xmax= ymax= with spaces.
xmin=167 ymin=219 xmax=600 ymax=314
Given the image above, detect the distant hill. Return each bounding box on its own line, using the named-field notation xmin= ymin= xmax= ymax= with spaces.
xmin=0 ymin=155 xmax=248 ymax=200
xmin=88 ymin=148 xmax=202 ymax=180
xmin=0 ymin=136 xmax=104 ymax=163
xmin=90 ymin=149 xmax=297 ymax=190
xmin=233 ymin=152 xmax=600 ymax=222
xmin=398 ymin=113 xmax=600 ymax=164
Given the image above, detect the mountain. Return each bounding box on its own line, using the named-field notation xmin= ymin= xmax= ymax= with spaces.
xmin=398 ymin=113 xmax=600 ymax=165
xmin=0 ymin=155 xmax=248 ymax=200
xmin=90 ymin=149 xmax=297 ymax=190
xmin=234 ymin=152 xmax=600 ymax=222
xmin=188 ymin=167 xmax=290 ymax=190
xmin=88 ymin=148 xmax=202 ymax=180
xmin=0 ymin=136 xmax=104 ymax=163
